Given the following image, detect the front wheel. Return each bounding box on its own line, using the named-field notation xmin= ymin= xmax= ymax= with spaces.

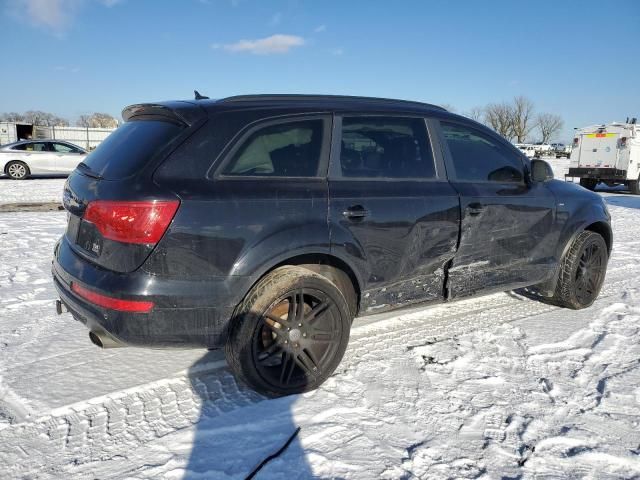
xmin=552 ymin=231 xmax=608 ymax=309
xmin=225 ymin=266 xmax=352 ymax=397
xmin=6 ymin=161 xmax=30 ymax=180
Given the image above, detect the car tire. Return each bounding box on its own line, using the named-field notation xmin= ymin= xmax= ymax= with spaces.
xmin=551 ymin=231 xmax=608 ymax=310
xmin=225 ymin=265 xmax=352 ymax=397
xmin=6 ymin=161 xmax=30 ymax=180
xmin=629 ymin=176 xmax=640 ymax=195
xmin=579 ymin=178 xmax=597 ymax=191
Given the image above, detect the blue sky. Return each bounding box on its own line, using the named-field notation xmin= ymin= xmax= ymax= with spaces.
xmin=2 ymin=0 xmax=639 ymax=141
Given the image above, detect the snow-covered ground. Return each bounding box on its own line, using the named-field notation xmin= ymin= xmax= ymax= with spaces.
xmin=0 ymin=177 xmax=66 ymax=205
xmin=1 ymin=161 xmax=640 ymax=479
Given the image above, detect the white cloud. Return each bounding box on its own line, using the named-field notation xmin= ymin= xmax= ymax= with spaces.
xmin=218 ymin=34 xmax=305 ymax=55
xmin=7 ymin=0 xmax=79 ymax=33
xmin=7 ymin=0 xmax=122 ymax=34
xmin=330 ymin=47 xmax=344 ymax=56
xmin=314 ymin=24 xmax=326 ymax=33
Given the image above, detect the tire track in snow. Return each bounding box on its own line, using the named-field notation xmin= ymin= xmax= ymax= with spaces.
xmin=0 ymin=272 xmax=633 ymax=477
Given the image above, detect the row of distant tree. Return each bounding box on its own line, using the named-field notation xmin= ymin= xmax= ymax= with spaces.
xmin=445 ymin=96 xmax=564 ymax=144
xmin=0 ymin=111 xmax=119 ymax=129
xmin=2 ymin=97 xmax=563 ymax=142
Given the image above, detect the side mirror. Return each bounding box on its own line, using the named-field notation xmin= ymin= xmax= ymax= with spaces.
xmin=530 ymin=159 xmax=554 ymax=182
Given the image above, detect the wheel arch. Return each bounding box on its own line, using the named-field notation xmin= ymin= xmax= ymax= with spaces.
xmin=241 ymin=252 xmax=362 ymax=318
xmin=584 ymin=220 xmax=612 ymax=256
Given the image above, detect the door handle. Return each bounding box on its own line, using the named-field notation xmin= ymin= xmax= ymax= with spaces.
xmin=342 ymin=205 xmax=369 ymax=219
xmin=467 ymin=202 xmax=483 ymax=216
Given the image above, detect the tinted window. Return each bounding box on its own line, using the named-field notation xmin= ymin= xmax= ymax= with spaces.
xmin=52 ymin=142 xmax=81 ymax=153
xmin=23 ymin=142 xmax=48 ymax=152
xmin=223 ymin=120 xmax=323 ymax=177
xmin=82 ymin=120 xmax=184 ymax=180
xmin=340 ymin=117 xmax=435 ymax=178
xmin=441 ymin=122 xmax=524 ymax=183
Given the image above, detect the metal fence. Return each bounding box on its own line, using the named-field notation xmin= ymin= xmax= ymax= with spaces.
xmin=33 ymin=125 xmax=115 ymax=150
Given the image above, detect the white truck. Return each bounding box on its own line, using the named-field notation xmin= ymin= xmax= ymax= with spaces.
xmin=568 ymin=120 xmax=640 ymax=194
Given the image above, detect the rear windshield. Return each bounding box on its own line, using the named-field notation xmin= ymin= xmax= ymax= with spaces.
xmin=82 ymin=120 xmax=183 ymax=179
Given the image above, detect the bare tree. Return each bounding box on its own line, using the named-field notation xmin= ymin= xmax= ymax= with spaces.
xmin=88 ymin=113 xmax=118 ymax=128
xmin=464 ymin=106 xmax=485 ymax=122
xmin=22 ymin=110 xmax=69 ymax=127
xmin=76 ymin=114 xmax=92 ymax=128
xmin=536 ymin=113 xmax=564 ymax=144
xmin=510 ymin=96 xmax=535 ymax=143
xmin=1 ymin=112 xmax=25 ymax=122
xmin=484 ymin=102 xmax=514 ymax=140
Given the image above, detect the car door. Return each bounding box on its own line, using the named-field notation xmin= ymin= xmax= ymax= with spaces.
xmin=436 ymin=120 xmax=557 ymax=299
xmin=328 ymin=115 xmax=460 ymax=313
xmin=51 ymin=142 xmax=85 ymax=173
xmin=21 ymin=141 xmax=57 ymax=173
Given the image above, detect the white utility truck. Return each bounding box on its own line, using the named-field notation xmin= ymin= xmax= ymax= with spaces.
xmin=568 ymin=120 xmax=640 ymax=194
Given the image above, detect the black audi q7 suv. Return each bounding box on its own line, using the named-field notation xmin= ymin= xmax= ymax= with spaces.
xmin=52 ymin=94 xmax=612 ymax=396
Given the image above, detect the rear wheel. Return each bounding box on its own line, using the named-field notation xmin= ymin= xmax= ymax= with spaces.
xmin=629 ymin=176 xmax=640 ymax=195
xmin=6 ymin=161 xmax=29 ymax=180
xmin=225 ymin=266 xmax=352 ymax=397
xmin=579 ymin=178 xmax=598 ymax=191
xmin=552 ymin=231 xmax=608 ymax=309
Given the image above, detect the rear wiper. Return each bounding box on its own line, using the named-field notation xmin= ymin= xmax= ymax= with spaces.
xmin=77 ymin=162 xmax=103 ymax=180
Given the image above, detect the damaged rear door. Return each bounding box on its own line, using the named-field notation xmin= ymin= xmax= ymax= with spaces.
xmin=328 ymin=115 xmax=459 ymax=313
xmin=437 ymin=120 xmax=557 ymax=299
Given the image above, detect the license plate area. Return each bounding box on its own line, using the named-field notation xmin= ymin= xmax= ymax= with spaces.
xmin=76 ymin=220 xmax=103 ymax=257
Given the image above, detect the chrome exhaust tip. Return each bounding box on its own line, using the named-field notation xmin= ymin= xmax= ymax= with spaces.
xmin=89 ymin=330 xmax=124 ymax=349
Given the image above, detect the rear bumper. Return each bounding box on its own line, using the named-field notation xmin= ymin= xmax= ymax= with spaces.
xmin=568 ymin=167 xmax=627 ymax=180
xmin=52 ymin=237 xmax=247 ymax=349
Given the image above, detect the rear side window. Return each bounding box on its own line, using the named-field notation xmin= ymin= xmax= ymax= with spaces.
xmin=81 ymin=120 xmax=184 ymax=180
xmin=223 ymin=119 xmax=323 ymax=177
xmin=441 ymin=122 xmax=524 ymax=183
xmin=14 ymin=142 xmax=48 ymax=152
xmin=340 ymin=117 xmax=435 ymax=178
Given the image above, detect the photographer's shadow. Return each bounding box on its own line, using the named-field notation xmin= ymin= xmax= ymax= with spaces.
xmin=184 ymin=351 xmax=312 ymax=479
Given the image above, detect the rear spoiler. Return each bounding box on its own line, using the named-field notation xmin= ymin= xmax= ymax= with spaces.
xmin=122 ymin=101 xmax=207 ymax=127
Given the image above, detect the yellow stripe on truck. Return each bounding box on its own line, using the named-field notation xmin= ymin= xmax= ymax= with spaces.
xmin=585 ymin=133 xmax=617 ymax=138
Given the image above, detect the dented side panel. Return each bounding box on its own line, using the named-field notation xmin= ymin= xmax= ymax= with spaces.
xmin=329 ymin=179 xmax=460 ymax=314
xmin=446 ymin=181 xmax=558 ymax=299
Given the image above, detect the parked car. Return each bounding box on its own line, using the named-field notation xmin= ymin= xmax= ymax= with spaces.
xmin=52 ymin=94 xmax=612 ymax=397
xmin=551 ymin=143 xmax=572 ymax=158
xmin=515 ymin=143 xmax=538 ymax=158
xmin=0 ymin=139 xmax=87 ymax=179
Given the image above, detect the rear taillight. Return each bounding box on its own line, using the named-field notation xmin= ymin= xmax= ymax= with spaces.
xmin=573 ymin=137 xmax=579 ymax=146
xmin=620 ymin=137 xmax=627 ymax=147
xmin=83 ymin=200 xmax=179 ymax=245
xmin=71 ymin=282 xmax=154 ymax=313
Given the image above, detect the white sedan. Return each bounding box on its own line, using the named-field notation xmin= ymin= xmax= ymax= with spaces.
xmin=0 ymin=140 xmax=87 ymax=179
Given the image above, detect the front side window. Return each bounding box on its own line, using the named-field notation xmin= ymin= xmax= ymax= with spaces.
xmin=441 ymin=122 xmax=524 ymax=183
xmin=340 ymin=117 xmax=435 ymax=178
xmin=223 ymin=119 xmax=323 ymax=177
xmin=52 ymin=142 xmax=77 ymax=153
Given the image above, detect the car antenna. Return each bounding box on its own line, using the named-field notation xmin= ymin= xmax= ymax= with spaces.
xmin=194 ymin=90 xmax=209 ymax=100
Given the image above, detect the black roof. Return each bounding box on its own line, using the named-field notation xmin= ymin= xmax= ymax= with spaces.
xmin=214 ymin=94 xmax=446 ymax=112
xmin=123 ymin=94 xmax=450 ymax=126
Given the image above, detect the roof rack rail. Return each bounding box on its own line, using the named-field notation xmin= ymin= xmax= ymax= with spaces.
xmin=218 ymin=94 xmax=446 ymax=111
